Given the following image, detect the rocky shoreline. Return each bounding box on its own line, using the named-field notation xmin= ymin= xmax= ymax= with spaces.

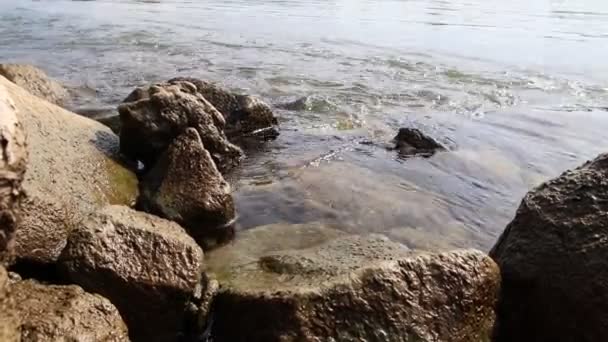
xmin=0 ymin=64 xmax=603 ymax=341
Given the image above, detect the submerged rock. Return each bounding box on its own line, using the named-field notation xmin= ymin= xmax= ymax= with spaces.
xmin=119 ymin=81 xmax=243 ymax=172
xmin=491 ymin=153 xmax=608 ymax=342
xmin=11 ymin=279 xmax=129 ymax=341
xmin=59 ymin=205 xmax=205 ymax=341
xmin=208 ymin=224 xmax=500 ymax=342
xmin=138 ymin=128 xmax=236 ymax=249
xmin=0 ymin=64 xmax=68 ymax=106
xmin=0 ymin=75 xmax=138 ymax=266
xmin=0 ymin=85 xmax=27 ymax=264
xmin=393 ymin=127 xmax=445 ymax=156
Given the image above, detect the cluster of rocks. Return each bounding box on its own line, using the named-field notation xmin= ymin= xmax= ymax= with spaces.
xmin=1 ymin=63 xmax=606 ymax=342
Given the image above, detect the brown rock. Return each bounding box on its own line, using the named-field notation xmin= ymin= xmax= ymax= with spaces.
xmin=393 ymin=127 xmax=445 ymax=156
xmin=491 ymin=153 xmax=608 ymax=342
xmin=0 ymin=266 xmax=19 ymax=342
xmin=0 ymin=76 xmax=138 ymax=266
xmin=0 ymin=64 xmax=68 ymax=106
xmin=0 ymin=84 xmax=27 ymax=264
xmin=118 ymin=81 xmax=242 ymax=172
xmin=138 ymin=128 xmax=236 ymax=248
xmin=11 ymin=279 xmax=129 ymax=341
xmin=59 ymin=205 xmax=205 ymax=341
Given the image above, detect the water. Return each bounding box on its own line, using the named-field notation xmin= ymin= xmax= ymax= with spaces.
xmin=1 ymin=0 xmax=608 ymax=251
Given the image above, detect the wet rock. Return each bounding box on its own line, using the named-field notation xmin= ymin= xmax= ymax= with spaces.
xmin=11 ymin=279 xmax=129 ymax=341
xmin=59 ymin=205 xmax=205 ymax=341
xmin=0 ymin=75 xmax=138 ymax=266
xmin=96 ymin=114 xmax=121 ymax=134
xmin=0 ymin=85 xmax=27 ymax=264
xmin=137 ymin=128 xmax=236 ymax=249
xmin=208 ymin=224 xmax=500 ymax=342
xmin=490 ymin=153 xmax=608 ymax=342
xmin=0 ymin=266 xmax=19 ymax=341
xmin=393 ymin=127 xmax=445 ymax=156
xmin=0 ymin=64 xmax=68 ymax=106
xmin=118 ymin=81 xmax=243 ymax=172
xmin=168 ymin=77 xmax=279 ymax=139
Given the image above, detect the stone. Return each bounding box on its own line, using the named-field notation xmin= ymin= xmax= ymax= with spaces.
xmin=59 ymin=205 xmax=205 ymax=341
xmin=118 ymin=81 xmax=243 ymax=172
xmin=0 ymin=75 xmax=138 ymax=266
xmin=0 ymin=84 xmax=27 ymax=264
xmin=11 ymin=279 xmax=129 ymax=341
xmin=137 ymin=128 xmax=236 ymax=249
xmin=206 ymin=224 xmax=500 ymax=342
xmin=0 ymin=64 xmax=68 ymax=106
xmin=96 ymin=114 xmax=121 ymax=134
xmin=393 ymin=127 xmax=445 ymax=156
xmin=491 ymin=153 xmax=608 ymax=342
xmin=0 ymin=266 xmax=19 ymax=342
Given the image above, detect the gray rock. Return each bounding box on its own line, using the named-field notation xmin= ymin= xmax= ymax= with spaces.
xmin=118 ymin=81 xmax=243 ymax=172
xmin=59 ymin=205 xmax=205 ymax=341
xmin=393 ymin=127 xmax=445 ymax=156
xmin=0 ymin=64 xmax=68 ymax=106
xmin=491 ymin=153 xmax=608 ymax=342
xmin=138 ymin=128 xmax=236 ymax=249
xmin=11 ymin=279 xmax=130 ymax=342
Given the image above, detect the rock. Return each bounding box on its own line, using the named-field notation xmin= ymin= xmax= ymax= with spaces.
xmin=0 ymin=75 xmax=139 ymax=266
xmin=137 ymin=128 xmax=236 ymax=249
xmin=168 ymin=77 xmax=279 ymax=139
xmin=393 ymin=127 xmax=445 ymax=156
xmin=0 ymin=64 xmax=68 ymax=106
xmin=96 ymin=114 xmax=121 ymax=134
xmin=0 ymin=266 xmax=19 ymax=341
xmin=207 ymin=224 xmax=500 ymax=342
xmin=118 ymin=81 xmax=243 ymax=172
xmin=0 ymin=85 xmax=27 ymax=264
xmin=11 ymin=279 xmax=129 ymax=341
xmin=490 ymin=153 xmax=608 ymax=342
xmin=59 ymin=205 xmax=205 ymax=341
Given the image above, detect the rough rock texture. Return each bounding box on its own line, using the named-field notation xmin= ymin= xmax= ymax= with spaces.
xmin=0 ymin=266 xmax=19 ymax=342
xmin=138 ymin=128 xmax=236 ymax=248
xmin=393 ymin=127 xmax=445 ymax=156
xmin=0 ymin=85 xmax=27 ymax=264
xmin=118 ymin=81 xmax=243 ymax=172
xmin=207 ymin=224 xmax=500 ymax=342
xmin=11 ymin=279 xmax=129 ymax=341
xmin=59 ymin=205 xmax=205 ymax=342
xmin=490 ymin=153 xmax=608 ymax=342
xmin=0 ymin=76 xmax=139 ymax=265
xmin=0 ymin=64 xmax=68 ymax=106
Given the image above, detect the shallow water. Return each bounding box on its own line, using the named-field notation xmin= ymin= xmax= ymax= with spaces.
xmin=1 ymin=0 xmax=608 ymax=250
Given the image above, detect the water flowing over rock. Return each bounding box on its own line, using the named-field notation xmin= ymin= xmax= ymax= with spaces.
xmin=0 ymin=64 xmax=68 ymax=106
xmin=491 ymin=153 xmax=608 ymax=342
xmin=137 ymin=128 xmax=236 ymax=249
xmin=393 ymin=127 xmax=446 ymax=156
xmin=119 ymin=81 xmax=243 ymax=172
xmin=0 ymin=85 xmax=27 ymax=264
xmin=10 ymin=279 xmax=130 ymax=341
xmin=207 ymin=224 xmax=500 ymax=342
xmin=0 ymin=76 xmax=138 ymax=266
xmin=59 ymin=205 xmax=205 ymax=342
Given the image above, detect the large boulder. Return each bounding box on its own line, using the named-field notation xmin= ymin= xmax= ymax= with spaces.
xmin=0 ymin=76 xmax=138 ymax=266
xmin=118 ymin=81 xmax=243 ymax=172
xmin=0 ymin=266 xmax=19 ymax=341
xmin=11 ymin=279 xmax=129 ymax=341
xmin=138 ymin=128 xmax=236 ymax=249
xmin=0 ymin=64 xmax=68 ymax=106
xmin=59 ymin=205 xmax=206 ymax=341
xmin=206 ymin=224 xmax=500 ymax=341
xmin=491 ymin=153 xmax=608 ymax=342
xmin=0 ymin=85 xmax=27 ymax=264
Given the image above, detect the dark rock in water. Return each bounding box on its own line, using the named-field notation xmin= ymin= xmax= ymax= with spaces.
xmin=59 ymin=205 xmax=205 ymax=342
xmin=491 ymin=153 xmax=608 ymax=342
xmin=209 ymin=225 xmax=500 ymax=342
xmin=393 ymin=127 xmax=445 ymax=156
xmin=10 ymin=279 xmax=130 ymax=341
xmin=0 ymin=266 xmax=19 ymax=341
xmin=0 ymin=87 xmax=27 ymax=265
xmin=96 ymin=114 xmax=121 ymax=134
xmin=118 ymin=81 xmax=243 ymax=172
xmin=168 ymin=77 xmax=279 ymax=139
xmin=0 ymin=64 xmax=68 ymax=106
xmin=138 ymin=128 xmax=236 ymax=249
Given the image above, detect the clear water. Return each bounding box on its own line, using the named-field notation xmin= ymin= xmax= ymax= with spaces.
xmin=2 ymin=0 xmax=608 ymax=250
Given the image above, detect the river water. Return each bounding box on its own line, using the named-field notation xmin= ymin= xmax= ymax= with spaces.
xmin=1 ymin=0 xmax=608 ymax=251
